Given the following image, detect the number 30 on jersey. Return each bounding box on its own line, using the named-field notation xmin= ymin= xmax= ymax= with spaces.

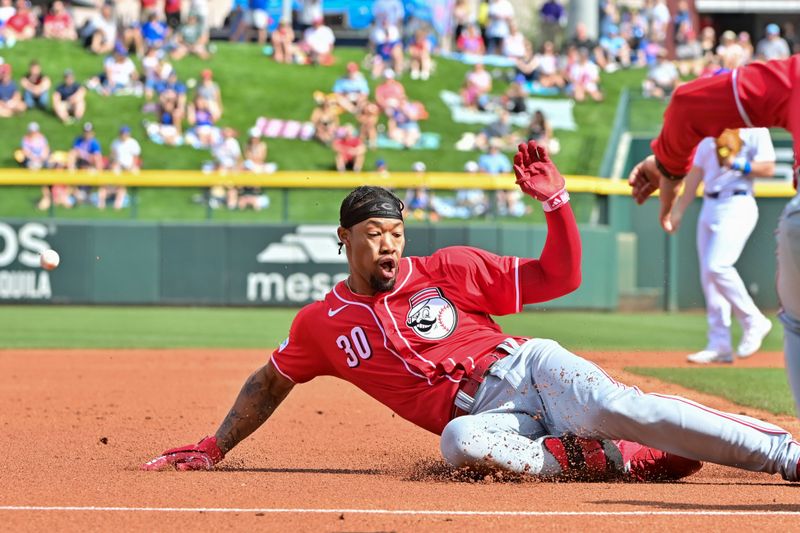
xmin=336 ymin=327 xmax=372 ymax=368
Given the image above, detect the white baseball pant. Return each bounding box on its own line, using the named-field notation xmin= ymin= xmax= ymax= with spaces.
xmin=440 ymin=338 xmax=800 ymax=480
xmin=697 ymin=194 xmax=766 ymax=353
xmin=778 ymin=193 xmax=800 ymax=416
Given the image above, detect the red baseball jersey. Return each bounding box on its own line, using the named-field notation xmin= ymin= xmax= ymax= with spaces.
xmin=653 ymin=55 xmax=800 ymax=178
xmin=271 ymin=246 xmax=528 ymax=435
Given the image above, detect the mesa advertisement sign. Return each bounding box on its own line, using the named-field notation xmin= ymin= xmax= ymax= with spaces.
xmin=0 ymin=221 xmax=54 ymax=300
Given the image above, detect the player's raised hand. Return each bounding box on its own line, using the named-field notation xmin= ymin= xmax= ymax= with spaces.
xmin=141 ymin=436 xmax=224 ymax=471
xmin=513 ymin=140 xmax=565 ymax=201
xmin=628 ymin=156 xmax=683 ymax=233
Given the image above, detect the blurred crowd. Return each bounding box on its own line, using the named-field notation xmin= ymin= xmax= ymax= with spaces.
xmin=2 ymin=0 xmax=797 ymax=219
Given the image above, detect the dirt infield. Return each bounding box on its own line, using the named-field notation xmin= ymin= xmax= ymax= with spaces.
xmin=2 ymin=348 xmax=799 ymax=531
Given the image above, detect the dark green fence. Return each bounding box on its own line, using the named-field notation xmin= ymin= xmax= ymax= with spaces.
xmin=0 ymin=220 xmax=618 ymax=309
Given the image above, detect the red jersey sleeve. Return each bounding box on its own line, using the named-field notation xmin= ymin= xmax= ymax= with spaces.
xmin=270 ymin=304 xmax=331 ymax=384
xmin=432 ymin=246 xmax=522 ymax=316
xmin=652 ymin=56 xmax=797 ymax=177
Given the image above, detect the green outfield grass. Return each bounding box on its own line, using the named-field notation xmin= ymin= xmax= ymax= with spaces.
xmin=627 ymin=367 xmax=795 ymax=416
xmin=0 ymin=305 xmax=781 ymax=351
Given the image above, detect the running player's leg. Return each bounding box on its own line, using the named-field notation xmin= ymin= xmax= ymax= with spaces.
xmin=514 ymin=338 xmax=800 ymax=480
xmin=697 ymin=211 xmax=734 ymax=355
xmin=706 ymin=196 xmax=766 ymax=330
xmin=777 ymin=195 xmax=800 ymax=415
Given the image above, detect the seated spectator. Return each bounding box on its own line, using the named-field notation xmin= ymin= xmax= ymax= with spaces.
xmin=369 ymin=16 xmax=403 ymax=78
xmin=248 ymin=0 xmax=269 ymax=45
xmin=461 ymin=62 xmax=492 ymax=109
xmin=171 ymin=14 xmax=211 ymax=60
xmin=140 ymin=12 xmax=169 ymax=50
xmin=674 ymin=21 xmax=704 ymax=76
xmin=475 ymin=109 xmax=513 ymax=150
xmin=212 ymin=127 xmax=241 ymax=180
xmin=140 ymin=0 xmax=158 ymax=21
xmin=195 ymin=68 xmax=223 ymax=120
xmin=514 ymin=41 xmax=538 ymax=82
xmin=20 ymin=60 xmax=51 ymax=110
xmin=387 ymin=97 xmax=422 ymax=149
xmin=0 ymin=64 xmax=25 ymax=117
xmin=4 ymin=0 xmax=35 ymax=40
xmin=186 ymin=95 xmax=217 ymax=146
xmin=599 ymin=25 xmax=630 ymax=70
xmin=18 ymin=121 xmax=50 ymax=169
xmin=142 ymin=49 xmax=171 ymax=103
xmin=300 ymin=16 xmax=335 ymax=65
xmin=68 ymin=122 xmax=103 ymax=171
xmin=457 ymin=23 xmax=485 ymax=55
xmin=99 ymin=125 xmax=140 ymax=209
xmin=375 ymin=68 xmax=405 ymax=113
xmin=271 ymin=18 xmax=295 ymax=63
xmin=535 ymin=41 xmax=564 ymax=88
xmin=86 ymin=3 xmax=118 ymax=54
xmin=738 ymin=31 xmax=754 ymax=63
xmin=43 ymin=0 xmax=76 ymax=40
xmin=52 ymin=69 xmax=85 ymax=124
xmin=154 ymin=70 xmax=187 ymax=126
xmin=404 ymin=185 xmax=433 ymax=221
xmin=147 ymin=97 xmax=182 ymax=145
xmin=456 ymin=161 xmax=490 ymax=217
xmin=567 ymin=21 xmax=606 ymax=69
xmin=332 ymin=62 xmax=369 ymax=114
xmin=92 ymin=47 xmax=141 ymax=96
xmin=568 ymin=49 xmax=603 ymax=102
xmin=358 ymin=101 xmax=379 ymax=149
xmin=756 ymin=23 xmax=791 ymax=61
xmin=408 ymin=28 xmax=432 ymax=80
xmin=164 ymin=0 xmax=181 ymax=30
xmin=485 ymin=0 xmax=514 ymax=55
xmin=37 ymin=182 xmax=76 ymax=211
xmin=717 ymin=30 xmax=745 ymax=69
xmin=478 ymin=139 xmax=511 ymax=175
xmin=502 ymin=21 xmax=527 ymax=59
xmin=332 ymin=124 xmax=365 ymax=172
xmin=242 ymin=127 xmax=275 ymax=174
xmin=0 ymin=0 xmax=15 ymax=28
xmin=527 ymin=109 xmax=552 ymax=145
xmin=227 ymin=0 xmax=249 ymax=42
xmin=310 ymin=92 xmax=339 ymax=144
xmin=643 ymin=49 xmax=679 ymax=98
xmin=500 ymin=79 xmax=526 ymax=114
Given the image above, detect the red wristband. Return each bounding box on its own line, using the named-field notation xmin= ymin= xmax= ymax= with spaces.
xmin=541 ymin=189 xmax=570 ymax=212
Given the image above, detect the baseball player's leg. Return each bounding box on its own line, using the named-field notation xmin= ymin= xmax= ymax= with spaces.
xmin=514 ymin=338 xmax=800 ymax=480
xmin=705 ymin=197 xmax=769 ymax=337
xmin=777 ymin=194 xmax=800 ymax=415
xmin=696 ymin=212 xmax=734 ymax=356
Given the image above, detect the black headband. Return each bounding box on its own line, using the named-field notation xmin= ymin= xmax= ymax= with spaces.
xmin=340 ymin=197 xmax=404 ymax=229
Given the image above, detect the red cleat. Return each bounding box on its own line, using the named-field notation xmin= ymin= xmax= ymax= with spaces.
xmin=614 ymin=440 xmax=703 ymax=482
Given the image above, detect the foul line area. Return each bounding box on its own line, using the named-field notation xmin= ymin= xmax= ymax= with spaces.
xmin=1 ymin=506 xmax=800 ymax=517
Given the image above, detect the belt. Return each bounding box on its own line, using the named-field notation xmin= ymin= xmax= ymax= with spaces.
xmin=450 ymin=349 xmax=509 ymax=420
xmin=705 ymin=190 xmax=749 ymax=199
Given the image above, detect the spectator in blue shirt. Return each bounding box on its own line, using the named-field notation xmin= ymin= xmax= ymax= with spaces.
xmin=141 ymin=13 xmax=169 ymax=48
xmin=228 ymin=0 xmax=250 ymax=42
xmin=332 ymin=62 xmax=370 ymax=113
xmin=0 ymin=63 xmax=26 ymax=117
xmin=478 ymin=139 xmax=512 ymax=175
xmin=249 ymin=0 xmax=269 ymax=45
xmin=68 ymin=122 xmax=103 ymax=170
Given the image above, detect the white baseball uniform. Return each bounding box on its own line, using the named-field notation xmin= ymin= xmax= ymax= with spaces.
xmin=691 ymin=129 xmax=774 ymax=355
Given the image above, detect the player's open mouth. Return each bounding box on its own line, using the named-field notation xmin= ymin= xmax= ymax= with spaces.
xmin=378 ymin=258 xmax=397 ymax=280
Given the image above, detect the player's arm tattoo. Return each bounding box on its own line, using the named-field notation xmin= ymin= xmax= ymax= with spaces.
xmin=214 ymin=362 xmax=294 ymax=454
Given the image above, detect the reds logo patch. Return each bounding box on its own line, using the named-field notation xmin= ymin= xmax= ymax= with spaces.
xmin=405 ymin=287 xmax=457 ymax=340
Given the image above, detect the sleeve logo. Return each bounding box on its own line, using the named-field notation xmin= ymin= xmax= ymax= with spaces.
xmin=405 ymin=287 xmax=458 ymax=340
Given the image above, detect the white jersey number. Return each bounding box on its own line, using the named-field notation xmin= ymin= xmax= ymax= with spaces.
xmin=336 ymin=326 xmax=373 ymax=368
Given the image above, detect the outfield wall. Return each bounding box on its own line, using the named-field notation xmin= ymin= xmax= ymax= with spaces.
xmin=0 ymin=220 xmax=618 ymax=309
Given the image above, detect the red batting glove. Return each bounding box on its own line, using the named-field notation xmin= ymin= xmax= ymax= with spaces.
xmin=141 ymin=436 xmax=224 ymax=471
xmin=513 ymin=140 xmax=567 ymax=209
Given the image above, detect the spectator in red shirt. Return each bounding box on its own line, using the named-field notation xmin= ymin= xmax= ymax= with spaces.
xmin=375 ymin=68 xmax=405 ymax=114
xmin=271 ymin=19 xmax=295 ymax=63
xmin=332 ymin=124 xmax=365 ymax=172
xmin=164 ymin=0 xmax=181 ymax=30
xmin=5 ymin=0 xmax=36 ymax=40
xmin=140 ymin=0 xmax=158 ymax=21
xmin=43 ymin=0 xmax=76 ymax=40
xmin=457 ymin=23 xmax=485 ymax=55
